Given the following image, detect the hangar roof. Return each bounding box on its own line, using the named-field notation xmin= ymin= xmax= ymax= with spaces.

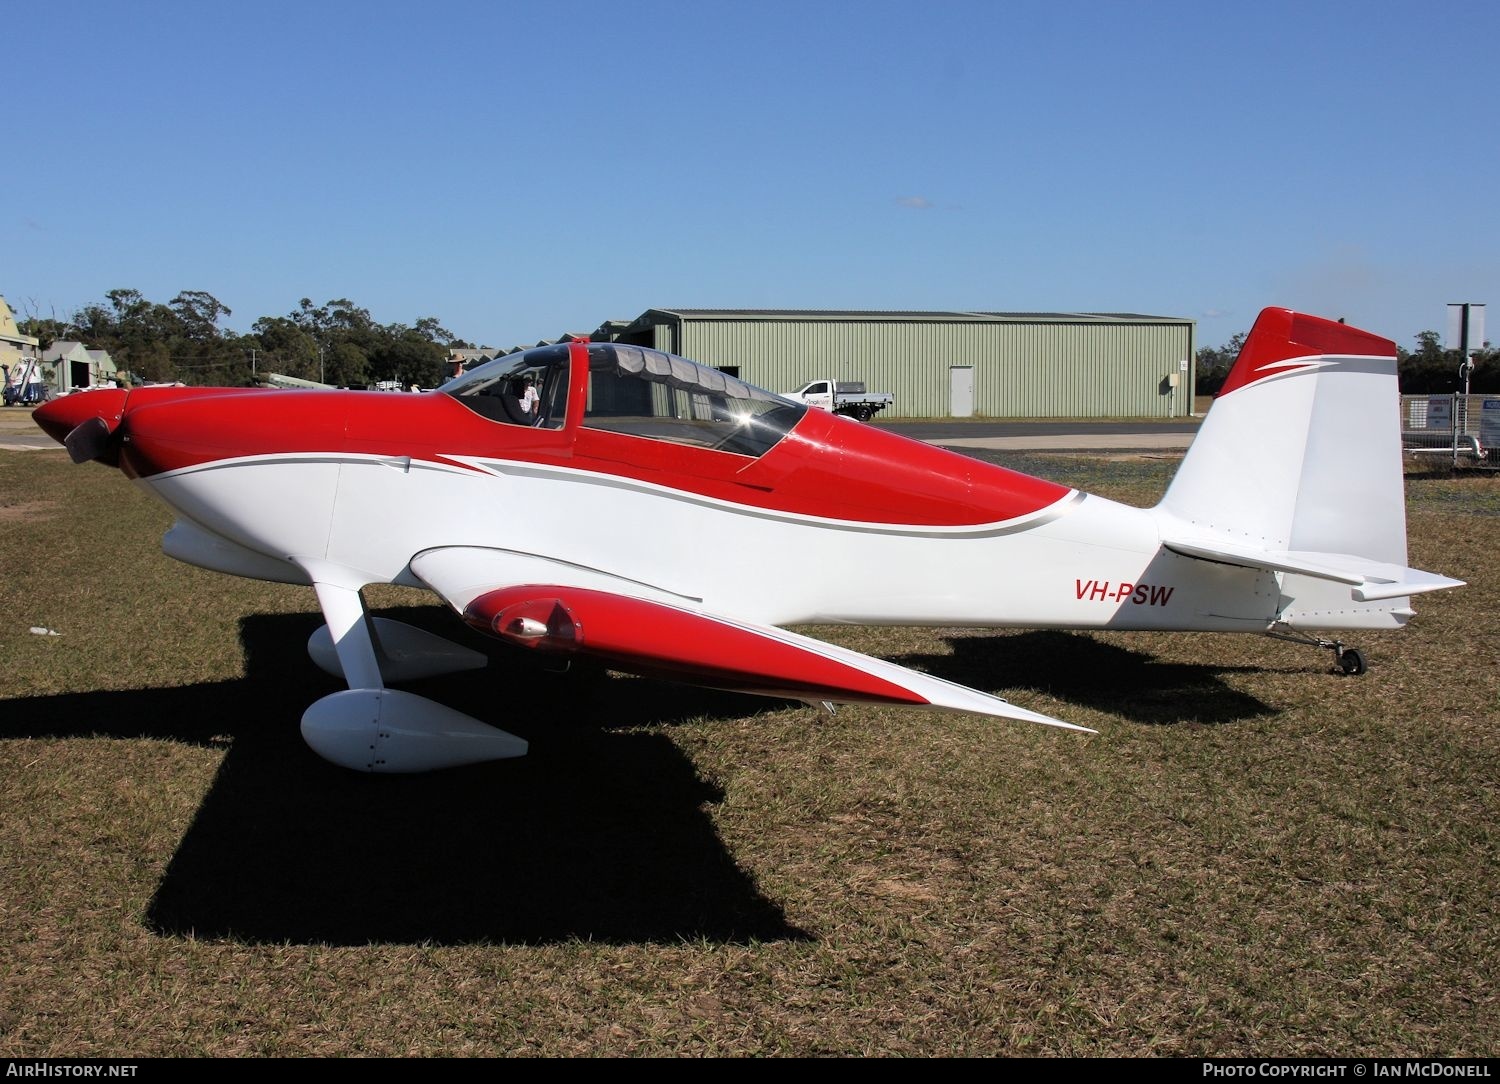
xmin=641 ymin=308 xmax=1188 ymax=325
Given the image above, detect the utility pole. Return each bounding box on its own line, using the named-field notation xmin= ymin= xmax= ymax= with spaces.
xmin=1447 ymin=303 xmax=1485 ymax=395
xmin=1446 ymin=302 xmax=1486 ymax=467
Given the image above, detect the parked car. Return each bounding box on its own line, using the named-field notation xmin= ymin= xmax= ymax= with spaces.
xmin=782 ymin=379 xmax=893 ymax=421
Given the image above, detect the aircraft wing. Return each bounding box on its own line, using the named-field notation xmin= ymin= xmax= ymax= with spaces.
xmin=410 ymin=547 xmax=1089 ymax=734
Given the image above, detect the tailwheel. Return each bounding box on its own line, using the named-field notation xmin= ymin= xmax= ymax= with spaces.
xmin=1265 ymin=626 xmax=1370 ymax=676
xmin=1337 ymin=647 xmax=1367 ymax=676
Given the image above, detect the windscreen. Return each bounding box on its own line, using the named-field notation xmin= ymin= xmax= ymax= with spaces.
xmin=583 ymin=343 xmax=806 ymax=457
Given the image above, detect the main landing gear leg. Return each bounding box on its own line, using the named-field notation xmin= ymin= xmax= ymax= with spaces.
xmin=295 ymin=561 xmax=527 ymax=772
xmin=1265 ymin=626 xmax=1367 ymax=676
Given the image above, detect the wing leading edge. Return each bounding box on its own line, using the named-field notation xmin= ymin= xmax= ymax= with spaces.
xmin=464 ymin=584 xmax=1090 ymax=733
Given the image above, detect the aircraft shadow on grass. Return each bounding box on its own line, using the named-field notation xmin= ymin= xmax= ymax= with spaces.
xmin=1 ymin=606 xmax=808 ymax=947
xmin=3 ymin=611 xmax=1279 ymax=945
xmin=893 ymin=631 xmax=1280 ymax=726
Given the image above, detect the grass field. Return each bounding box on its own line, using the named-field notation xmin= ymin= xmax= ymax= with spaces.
xmin=0 ymin=446 xmax=1494 ymax=1057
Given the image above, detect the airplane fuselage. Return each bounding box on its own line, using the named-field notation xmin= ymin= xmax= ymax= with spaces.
xmin=106 ymin=380 xmax=1392 ymax=637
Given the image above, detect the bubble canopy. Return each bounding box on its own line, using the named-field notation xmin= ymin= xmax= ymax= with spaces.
xmin=443 ymin=342 xmax=808 ymax=457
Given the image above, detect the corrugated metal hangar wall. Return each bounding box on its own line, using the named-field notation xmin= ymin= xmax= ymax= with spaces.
xmin=606 ymin=310 xmax=1196 ymax=419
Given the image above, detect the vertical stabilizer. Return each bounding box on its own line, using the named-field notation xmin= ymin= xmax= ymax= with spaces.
xmin=1152 ymin=309 xmax=1462 ymax=627
xmin=1158 ymin=308 xmax=1406 ymax=564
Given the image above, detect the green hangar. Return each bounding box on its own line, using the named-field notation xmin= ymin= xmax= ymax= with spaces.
xmin=600 ymin=309 xmax=1196 ymax=419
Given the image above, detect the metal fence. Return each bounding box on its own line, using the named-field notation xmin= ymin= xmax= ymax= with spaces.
xmin=1401 ymin=394 xmax=1500 ymax=469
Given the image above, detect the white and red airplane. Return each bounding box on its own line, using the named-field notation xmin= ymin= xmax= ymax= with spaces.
xmin=34 ymin=307 xmax=1462 ymax=772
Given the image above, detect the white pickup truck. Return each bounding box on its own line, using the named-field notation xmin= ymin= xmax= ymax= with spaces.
xmin=783 ymin=379 xmax=894 ymax=422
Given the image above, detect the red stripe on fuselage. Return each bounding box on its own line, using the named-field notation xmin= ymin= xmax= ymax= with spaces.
xmin=116 ymin=386 xmax=1070 ymax=527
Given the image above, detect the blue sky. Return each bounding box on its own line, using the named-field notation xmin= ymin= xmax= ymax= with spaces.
xmin=7 ymin=0 xmax=1497 ymax=351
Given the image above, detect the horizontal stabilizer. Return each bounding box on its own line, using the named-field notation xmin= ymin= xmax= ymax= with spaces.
xmin=1164 ymin=538 xmax=1465 ymax=602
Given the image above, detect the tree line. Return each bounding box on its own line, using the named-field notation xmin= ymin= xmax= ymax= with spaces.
xmin=1196 ymin=329 xmax=1499 ymax=396
xmin=19 ymin=289 xmax=472 ymax=389
xmin=23 ymin=289 xmax=1496 ymax=398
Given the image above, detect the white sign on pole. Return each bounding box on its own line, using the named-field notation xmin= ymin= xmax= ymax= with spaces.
xmin=1447 ymin=303 xmax=1487 ymax=351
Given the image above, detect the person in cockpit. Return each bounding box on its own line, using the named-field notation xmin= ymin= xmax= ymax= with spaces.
xmin=500 ymin=376 xmax=535 ymax=425
xmin=520 ymin=375 xmax=540 ymax=419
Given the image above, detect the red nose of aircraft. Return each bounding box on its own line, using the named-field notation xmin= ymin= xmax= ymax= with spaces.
xmin=33 ymin=388 xmax=130 ymax=463
xmin=35 ymin=385 xmax=323 ymax=475
xmin=37 ymin=381 xmax=487 ymax=483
